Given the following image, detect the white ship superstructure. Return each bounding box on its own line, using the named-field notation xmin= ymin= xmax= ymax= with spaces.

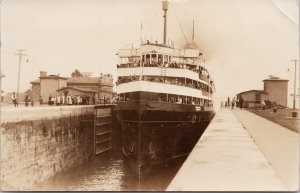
xmin=116 ymin=43 xmax=214 ymax=105
xmin=114 ymin=0 xmax=215 ymax=175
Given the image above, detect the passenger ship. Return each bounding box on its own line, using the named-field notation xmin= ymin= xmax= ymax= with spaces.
xmin=115 ymin=0 xmax=215 ymax=176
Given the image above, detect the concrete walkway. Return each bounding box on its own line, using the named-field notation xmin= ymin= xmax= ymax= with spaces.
xmin=167 ymin=108 xmax=295 ymax=191
xmin=1 ymin=105 xmax=94 ymax=123
xmin=233 ymin=109 xmax=299 ymax=191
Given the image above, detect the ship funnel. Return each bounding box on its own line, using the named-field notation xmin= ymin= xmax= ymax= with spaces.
xmin=162 ymin=0 xmax=169 ymax=46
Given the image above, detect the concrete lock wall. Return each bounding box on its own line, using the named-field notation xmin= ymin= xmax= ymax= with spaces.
xmin=1 ymin=106 xmax=95 ymax=190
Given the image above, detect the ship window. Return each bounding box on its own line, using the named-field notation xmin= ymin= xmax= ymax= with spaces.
xmin=120 ymin=93 xmax=126 ymax=101
xmin=128 ymin=57 xmax=133 ymax=63
xmin=187 ymin=96 xmax=192 ymax=104
xmin=164 ymin=55 xmax=168 ymax=64
xmin=191 ymin=59 xmax=197 ymax=65
xmin=124 ymin=93 xmax=130 ymax=101
xmin=168 ymin=94 xmax=177 ymax=103
xmin=183 ymin=96 xmax=187 ymax=104
xmin=129 ymin=92 xmax=140 ymax=100
xmin=142 ymin=55 xmax=145 ymax=63
xmin=158 ymin=54 xmax=163 ymax=65
xmin=157 ymin=93 xmax=167 ymax=102
xmin=151 ymin=54 xmax=157 ymax=66
xmin=120 ymin=57 xmax=128 ymax=64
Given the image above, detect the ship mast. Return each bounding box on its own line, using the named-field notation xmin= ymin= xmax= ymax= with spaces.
xmin=192 ymin=19 xmax=195 ymax=41
xmin=162 ymin=0 xmax=169 ymax=46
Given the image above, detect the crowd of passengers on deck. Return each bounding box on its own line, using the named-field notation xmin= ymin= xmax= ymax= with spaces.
xmin=116 ymin=75 xmax=212 ymax=93
xmin=117 ymin=94 xmax=213 ymax=106
xmin=117 ymin=61 xmax=210 ymax=78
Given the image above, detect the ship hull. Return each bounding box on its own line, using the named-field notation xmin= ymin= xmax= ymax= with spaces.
xmin=115 ymin=99 xmax=215 ymax=176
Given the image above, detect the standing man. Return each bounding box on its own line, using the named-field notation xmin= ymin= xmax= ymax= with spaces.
xmin=39 ymin=95 xmax=43 ymax=106
xmin=227 ymin=97 xmax=230 ymax=108
xmin=25 ymin=94 xmax=29 ymax=107
xmin=231 ymin=97 xmax=236 ymax=109
xmin=11 ymin=92 xmax=18 ymax=107
xmin=239 ymin=97 xmax=244 ymax=110
xmin=261 ymin=100 xmax=266 ymax=110
xmin=48 ymin=94 xmax=52 ymax=106
xmin=30 ymin=95 xmax=34 ymax=107
xmin=92 ymin=95 xmax=96 ymax=105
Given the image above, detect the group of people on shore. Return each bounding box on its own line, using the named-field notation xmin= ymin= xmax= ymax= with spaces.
xmin=24 ymin=94 xmax=36 ymax=107
xmin=48 ymin=93 xmax=93 ymax=106
xmin=223 ymin=97 xmax=244 ymax=109
xmin=11 ymin=92 xmax=42 ymax=107
xmin=10 ymin=92 xmax=95 ymax=107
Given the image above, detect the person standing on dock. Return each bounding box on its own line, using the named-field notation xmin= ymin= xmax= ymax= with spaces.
xmin=227 ymin=97 xmax=230 ymax=108
xmin=11 ymin=92 xmax=18 ymax=107
xmin=261 ymin=100 xmax=266 ymax=110
xmin=39 ymin=95 xmax=43 ymax=106
xmin=25 ymin=94 xmax=29 ymax=107
xmin=30 ymin=95 xmax=34 ymax=107
xmin=239 ymin=97 xmax=244 ymax=110
xmin=48 ymin=94 xmax=52 ymax=106
xmin=231 ymin=97 xmax=236 ymax=109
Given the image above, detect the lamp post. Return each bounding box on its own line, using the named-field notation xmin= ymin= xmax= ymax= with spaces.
xmin=291 ymin=59 xmax=298 ymax=109
xmin=15 ymin=49 xmax=27 ymax=99
xmin=0 ymin=73 xmax=5 ymax=103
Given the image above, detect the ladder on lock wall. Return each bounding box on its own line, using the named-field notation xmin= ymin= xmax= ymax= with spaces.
xmin=161 ymin=67 xmax=166 ymax=76
xmin=94 ymin=105 xmax=113 ymax=155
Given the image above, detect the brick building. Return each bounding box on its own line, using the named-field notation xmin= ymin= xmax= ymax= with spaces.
xmin=30 ymin=71 xmax=114 ymax=104
xmin=237 ymin=76 xmax=288 ymax=108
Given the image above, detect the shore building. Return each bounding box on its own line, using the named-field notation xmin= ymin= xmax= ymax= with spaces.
xmin=30 ymin=71 xmax=114 ymax=104
xmin=237 ymin=76 xmax=288 ymax=108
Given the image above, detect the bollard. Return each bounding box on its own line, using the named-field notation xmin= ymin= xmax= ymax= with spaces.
xmin=292 ymin=111 xmax=298 ymax=118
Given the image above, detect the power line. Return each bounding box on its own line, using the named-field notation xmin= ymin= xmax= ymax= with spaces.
xmin=145 ymin=3 xmax=161 ymax=40
xmin=15 ymin=49 xmax=27 ymax=98
xmin=170 ymin=3 xmax=189 ymax=47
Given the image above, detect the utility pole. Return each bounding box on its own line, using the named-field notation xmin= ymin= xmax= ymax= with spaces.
xmin=291 ymin=59 xmax=298 ymax=109
xmin=15 ymin=49 xmax=27 ymax=99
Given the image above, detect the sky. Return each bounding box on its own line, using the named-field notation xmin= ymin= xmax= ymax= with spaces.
xmin=1 ymin=0 xmax=299 ymax=107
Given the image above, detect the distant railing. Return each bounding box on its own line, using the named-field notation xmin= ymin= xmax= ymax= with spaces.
xmin=117 ymin=63 xmax=210 ymax=80
xmin=116 ymin=98 xmax=214 ymax=108
xmin=116 ymin=77 xmax=213 ymax=94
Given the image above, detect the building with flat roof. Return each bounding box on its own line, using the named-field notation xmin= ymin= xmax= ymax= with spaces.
xmin=237 ymin=76 xmax=289 ymax=108
xmin=237 ymin=90 xmax=268 ymax=108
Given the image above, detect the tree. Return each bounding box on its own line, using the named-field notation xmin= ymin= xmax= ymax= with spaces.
xmin=71 ymin=69 xmax=83 ymax=77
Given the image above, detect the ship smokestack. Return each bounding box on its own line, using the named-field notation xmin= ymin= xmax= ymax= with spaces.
xmin=162 ymin=0 xmax=169 ymax=46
